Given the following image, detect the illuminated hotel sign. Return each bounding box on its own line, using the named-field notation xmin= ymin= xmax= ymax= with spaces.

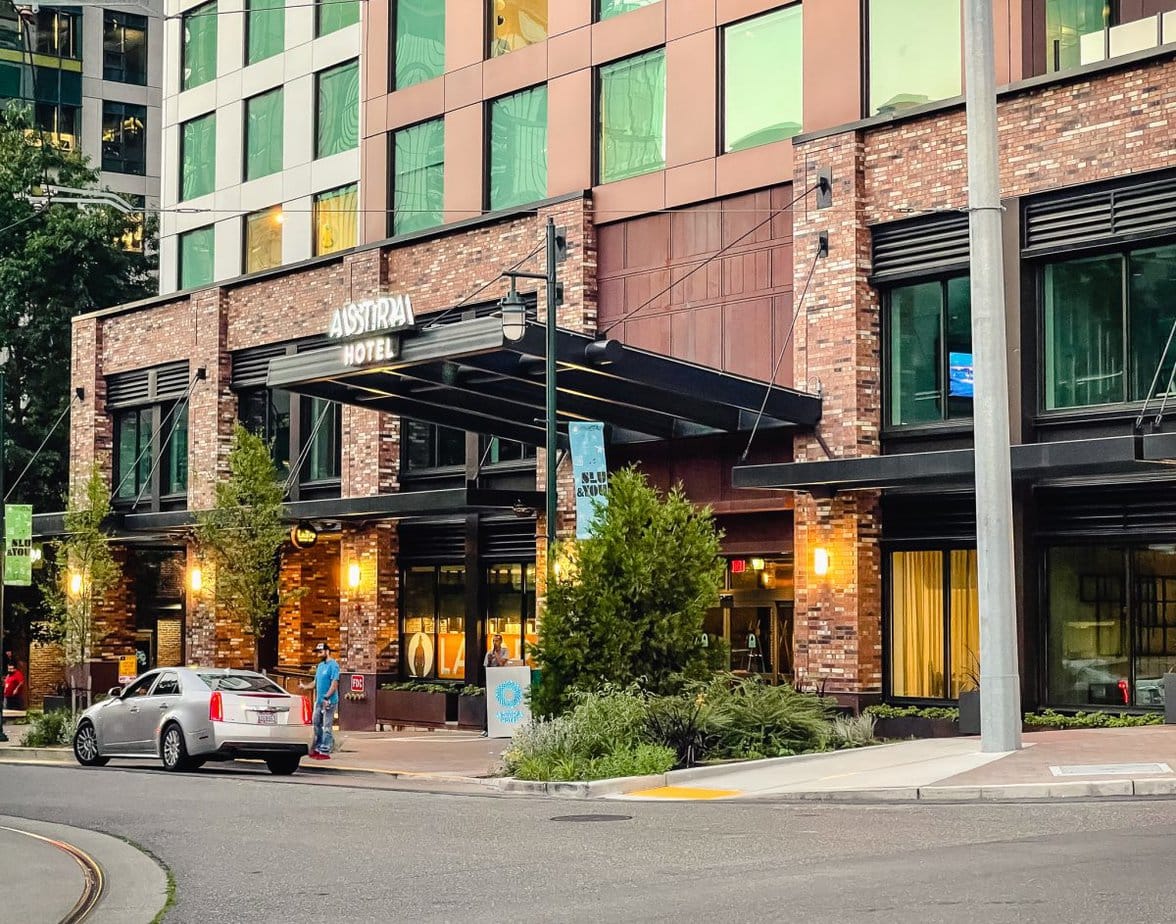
xmin=328 ymin=295 xmax=416 ymax=367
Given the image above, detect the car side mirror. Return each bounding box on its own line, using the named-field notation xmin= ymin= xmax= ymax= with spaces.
xmin=107 ymin=686 xmax=123 ymax=699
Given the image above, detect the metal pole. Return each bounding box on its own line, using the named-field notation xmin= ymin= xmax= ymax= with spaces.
xmin=0 ymin=370 xmax=7 ymax=741
xmin=544 ymin=217 xmax=558 ymax=559
xmin=963 ymin=0 xmax=1022 ymax=752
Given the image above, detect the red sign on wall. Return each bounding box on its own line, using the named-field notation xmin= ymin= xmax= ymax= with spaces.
xmin=350 ymin=674 xmax=365 ymax=694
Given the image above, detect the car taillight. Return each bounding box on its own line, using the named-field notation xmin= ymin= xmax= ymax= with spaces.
xmin=209 ymin=691 xmax=224 ymax=722
xmin=301 ymin=695 xmax=312 ymax=725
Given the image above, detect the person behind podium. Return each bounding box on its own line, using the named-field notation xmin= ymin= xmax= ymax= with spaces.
xmin=484 ymin=634 xmax=510 ymax=668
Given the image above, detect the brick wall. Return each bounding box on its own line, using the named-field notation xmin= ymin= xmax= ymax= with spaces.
xmin=278 ymin=539 xmax=340 ymax=670
xmin=27 ymin=639 xmax=65 ymax=709
xmin=157 ymin=618 xmax=183 ymax=667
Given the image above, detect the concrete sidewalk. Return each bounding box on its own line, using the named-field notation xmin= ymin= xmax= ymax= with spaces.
xmin=615 ymin=726 xmax=1176 ymax=802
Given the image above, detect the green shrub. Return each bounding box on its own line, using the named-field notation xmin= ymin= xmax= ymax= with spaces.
xmin=702 ymin=676 xmax=835 ymax=759
xmin=378 ymin=681 xmax=453 ymax=694
xmin=831 ymin=713 xmax=879 ymax=749
xmin=865 ymin=704 xmax=960 ymax=721
xmin=645 ymin=692 xmax=717 ymax=767
xmin=22 ymin=710 xmax=76 ymax=747
xmin=584 ymin=745 xmax=675 ymax=781
xmin=530 ymin=468 xmax=725 ymax=717
xmin=1023 ymin=709 xmax=1163 ymax=729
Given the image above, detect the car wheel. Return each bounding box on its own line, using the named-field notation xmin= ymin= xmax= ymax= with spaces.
xmin=265 ymin=755 xmax=301 ymax=776
xmin=72 ymin=721 xmax=109 ymax=767
xmin=160 ymin=723 xmax=196 ymax=772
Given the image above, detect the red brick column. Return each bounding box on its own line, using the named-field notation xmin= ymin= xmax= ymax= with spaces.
xmin=187 ymin=287 xmax=233 ymax=510
xmin=278 ymin=539 xmax=341 ymax=669
xmin=790 ymin=132 xmax=884 ymax=697
xmin=69 ymin=315 xmax=112 ymax=496
xmin=338 ymin=525 xmax=398 ymax=673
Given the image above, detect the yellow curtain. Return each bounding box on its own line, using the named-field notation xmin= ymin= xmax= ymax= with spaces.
xmin=949 ymin=549 xmax=981 ymax=697
xmin=314 ymin=185 xmax=358 ymax=256
xmin=891 ymin=551 xmax=944 ymax=697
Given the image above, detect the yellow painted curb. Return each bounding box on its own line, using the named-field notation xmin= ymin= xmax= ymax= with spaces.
xmin=626 ymin=785 xmax=741 ymax=800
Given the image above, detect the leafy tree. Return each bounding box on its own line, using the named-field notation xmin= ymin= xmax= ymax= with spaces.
xmin=531 ymin=467 xmax=726 ymax=717
xmin=43 ymin=465 xmax=122 ymax=709
xmin=0 ymin=102 xmax=156 ymax=510
xmin=195 ymin=425 xmax=289 ymax=669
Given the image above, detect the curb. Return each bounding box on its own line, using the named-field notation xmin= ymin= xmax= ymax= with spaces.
xmin=0 ymin=747 xmax=72 ymax=763
xmin=749 ymin=777 xmax=1176 ymax=803
xmin=497 ymin=773 xmax=666 ymax=798
xmin=664 ymin=745 xmax=897 ymax=786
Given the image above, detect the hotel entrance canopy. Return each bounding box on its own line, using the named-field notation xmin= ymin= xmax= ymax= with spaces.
xmin=266 ymin=317 xmax=822 ymax=446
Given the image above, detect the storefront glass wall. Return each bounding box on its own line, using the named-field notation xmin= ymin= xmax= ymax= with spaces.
xmin=703 ymin=558 xmax=793 ymax=678
xmin=403 ymin=565 xmax=467 ymax=680
xmin=486 ymin=563 xmax=537 ymax=664
xmin=1046 ymin=545 xmax=1174 ymax=708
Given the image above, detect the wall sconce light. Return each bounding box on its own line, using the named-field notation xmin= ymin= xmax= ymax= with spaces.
xmin=813 ymin=547 xmax=830 ymax=577
xmin=347 ymin=561 xmax=361 ymax=589
xmin=68 ymin=571 xmax=84 ymax=597
xmin=189 ymin=566 xmax=203 ymax=593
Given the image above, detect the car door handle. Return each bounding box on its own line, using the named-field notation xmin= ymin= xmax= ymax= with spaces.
xmin=158 ymin=703 xmax=169 ymax=710
xmin=129 ymin=706 xmax=140 ymax=713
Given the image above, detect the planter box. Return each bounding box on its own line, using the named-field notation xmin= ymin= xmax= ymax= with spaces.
xmin=873 ymin=716 xmax=959 ymax=740
xmin=42 ymin=695 xmax=67 ymax=714
xmin=1166 ymin=674 xmax=1176 ymax=725
xmin=375 ymin=690 xmax=447 ymax=727
xmin=458 ymin=695 xmax=486 ymax=730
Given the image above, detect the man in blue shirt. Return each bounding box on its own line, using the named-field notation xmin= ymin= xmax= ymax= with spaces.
xmin=302 ymin=641 xmax=340 ymax=760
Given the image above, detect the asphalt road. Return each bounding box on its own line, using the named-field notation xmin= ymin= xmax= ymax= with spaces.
xmin=2 ymin=762 xmax=1175 ymax=923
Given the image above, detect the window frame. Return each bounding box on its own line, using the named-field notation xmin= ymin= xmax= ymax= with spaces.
xmin=594 ymin=46 xmax=667 ymax=186
xmin=243 ymin=86 xmax=284 ymax=182
xmin=242 ymin=205 xmax=284 ymax=274
xmin=881 ymin=271 xmax=974 ymax=434
xmin=389 ymin=0 xmax=446 ymax=92
xmin=595 ymin=0 xmax=659 ymax=22
xmin=112 ymin=399 xmax=190 ymax=510
xmin=103 ymin=11 xmax=149 ymax=85
xmin=314 ymin=58 xmax=360 ymax=160
xmin=315 ymin=0 xmax=359 ymax=38
xmin=101 ymin=100 xmax=148 ymax=176
xmin=178 ymin=224 xmax=215 ymax=290
xmin=862 ymin=0 xmax=963 ymax=119
xmin=181 ymin=1 xmax=218 ymax=92
xmin=484 ymin=82 xmax=549 ymax=213
xmin=486 ymin=0 xmax=548 ymax=59
xmin=244 ymin=0 xmax=285 ymax=66
xmin=388 ymin=116 xmax=445 ymax=237
xmin=180 ymin=111 xmax=216 ymax=202
xmin=312 ymin=183 xmax=359 ymax=256
xmin=399 ymin=564 xmax=468 ymax=682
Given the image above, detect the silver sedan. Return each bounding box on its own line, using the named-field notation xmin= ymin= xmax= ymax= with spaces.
xmin=72 ymin=667 xmax=312 ymax=774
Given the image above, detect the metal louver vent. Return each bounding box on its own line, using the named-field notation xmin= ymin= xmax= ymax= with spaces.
xmin=871 ymin=213 xmax=971 ymax=282
xmin=482 ymin=518 xmax=537 ymax=562
xmin=1036 ymin=482 xmax=1176 ymax=538
xmin=153 ymin=361 xmax=190 ymax=401
xmin=1023 ymin=171 xmax=1176 ymax=255
xmin=399 ymin=523 xmax=466 ymax=563
xmin=232 ymin=344 xmax=291 ymax=389
xmin=105 ymin=369 xmax=150 ymax=407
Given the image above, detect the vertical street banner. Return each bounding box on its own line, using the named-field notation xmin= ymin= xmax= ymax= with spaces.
xmin=568 ymin=421 xmax=607 ymax=539
xmin=4 ymin=504 xmax=33 ymax=586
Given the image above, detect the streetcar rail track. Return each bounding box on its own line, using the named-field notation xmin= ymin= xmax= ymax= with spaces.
xmin=0 ymin=824 xmax=104 ymax=923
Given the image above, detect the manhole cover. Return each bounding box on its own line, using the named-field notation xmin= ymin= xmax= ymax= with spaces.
xmin=550 ymin=814 xmax=632 ymax=823
xmin=1050 ymin=762 xmax=1171 ymax=777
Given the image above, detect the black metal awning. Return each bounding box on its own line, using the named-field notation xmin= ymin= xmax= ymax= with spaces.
xmin=732 ymin=434 xmax=1176 ymax=493
xmin=265 ymin=317 xmax=822 ymax=446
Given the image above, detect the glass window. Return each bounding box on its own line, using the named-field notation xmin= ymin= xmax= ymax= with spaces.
xmin=316 ymin=0 xmax=359 ymax=36
xmin=404 ymin=419 xmax=465 ymax=470
xmin=181 ymin=112 xmax=216 ymax=201
xmin=104 ymin=12 xmax=148 ymax=84
xmin=101 ymin=102 xmax=147 ymax=176
xmin=490 ymin=0 xmax=547 ymax=57
xmin=244 ymin=207 xmax=283 ymax=273
xmin=32 ymin=9 xmax=78 ymax=58
xmin=1045 ymin=0 xmax=1110 ymax=72
xmin=114 ymin=407 xmax=153 ymax=500
xmin=598 ymin=0 xmax=658 ymax=20
xmin=598 ymin=49 xmax=666 ymax=184
xmin=723 ymin=5 xmax=803 ymax=153
xmin=890 ymin=549 xmax=979 ymax=700
xmin=868 ymin=0 xmax=961 ymax=116
xmin=120 ymin=195 xmax=147 ymax=253
xmin=35 ymin=103 xmax=79 ymax=153
xmin=238 ymin=387 xmax=292 ymax=474
xmin=1127 ymin=245 xmax=1176 ymax=404
xmin=315 ymin=59 xmax=359 ymax=158
xmin=488 ymin=85 xmax=547 ymax=211
xmin=162 ymin=401 xmax=189 ymax=496
xmin=179 ymin=225 xmax=215 ymax=289
xmin=1043 ymin=253 xmax=1123 ymax=410
xmin=301 ymin=397 xmax=340 ymax=483
xmin=151 ymin=673 xmax=181 ymax=696
xmin=402 ymin=565 xmax=467 ymax=680
xmin=245 ymin=88 xmax=283 ymax=181
xmin=182 ymin=2 xmax=218 ymax=92
xmin=246 ymin=0 xmax=284 ymax=64
xmin=486 ymin=563 xmax=537 ymax=665
xmin=482 ymin=436 xmax=535 ymax=465
xmin=391 ymin=118 xmax=444 ymax=235
xmin=394 ymin=0 xmax=445 ymax=89
xmin=313 ymin=184 xmax=358 ymax=255
xmin=887 ymin=276 xmax=972 ymax=426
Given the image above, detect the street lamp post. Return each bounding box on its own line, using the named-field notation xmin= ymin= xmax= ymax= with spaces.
xmin=0 ymin=370 xmax=7 ymax=742
xmin=500 ymin=219 xmax=566 ymax=663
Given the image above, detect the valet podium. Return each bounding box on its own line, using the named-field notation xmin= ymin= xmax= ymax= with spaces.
xmin=486 ymin=666 xmax=532 ymax=738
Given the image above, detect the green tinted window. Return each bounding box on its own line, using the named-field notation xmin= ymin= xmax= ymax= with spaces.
xmin=394 ymin=0 xmax=444 ymax=89
xmin=1043 ymin=254 xmax=1123 ymax=409
xmin=179 ymin=226 xmax=215 ymax=289
xmin=598 ymin=0 xmax=657 ymax=19
xmin=245 ymin=88 xmax=283 ymax=181
xmin=163 ymin=402 xmax=189 ymax=496
xmin=489 ymin=85 xmax=547 ymax=211
xmin=723 ymin=5 xmax=802 ymax=153
xmin=316 ymin=0 xmax=359 ymax=36
xmin=315 ymin=59 xmax=359 ymax=159
xmin=1045 ymin=0 xmax=1108 ymax=73
xmin=392 ymin=118 xmax=444 ymax=235
xmin=180 ymin=113 xmax=216 ymax=201
xmin=1128 ymin=245 xmax=1176 ymax=402
xmin=598 ymin=49 xmax=665 ymax=184
xmin=868 ymin=0 xmax=960 ymax=116
xmin=182 ymin=2 xmax=217 ymax=91
xmin=246 ymin=0 xmax=284 ymax=65
xmin=888 ymin=277 xmax=972 ymax=426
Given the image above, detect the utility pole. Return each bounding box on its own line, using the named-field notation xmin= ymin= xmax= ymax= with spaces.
xmin=963 ymin=0 xmax=1022 ymax=752
xmin=0 ymin=370 xmax=7 ymax=742
xmin=544 ymin=216 xmax=559 ymax=560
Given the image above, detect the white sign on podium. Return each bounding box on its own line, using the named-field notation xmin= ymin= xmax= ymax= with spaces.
xmin=486 ymin=666 xmax=532 ymax=738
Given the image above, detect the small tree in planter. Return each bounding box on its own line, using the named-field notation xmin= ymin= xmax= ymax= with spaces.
xmin=43 ymin=466 xmax=122 ymax=712
xmin=194 ymin=425 xmax=290 ymax=670
xmin=957 ymin=649 xmax=981 ymax=735
xmin=530 ymin=467 xmax=726 ymax=717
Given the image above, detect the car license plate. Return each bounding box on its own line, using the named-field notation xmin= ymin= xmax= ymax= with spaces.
xmin=257 ymin=712 xmax=276 ymax=726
